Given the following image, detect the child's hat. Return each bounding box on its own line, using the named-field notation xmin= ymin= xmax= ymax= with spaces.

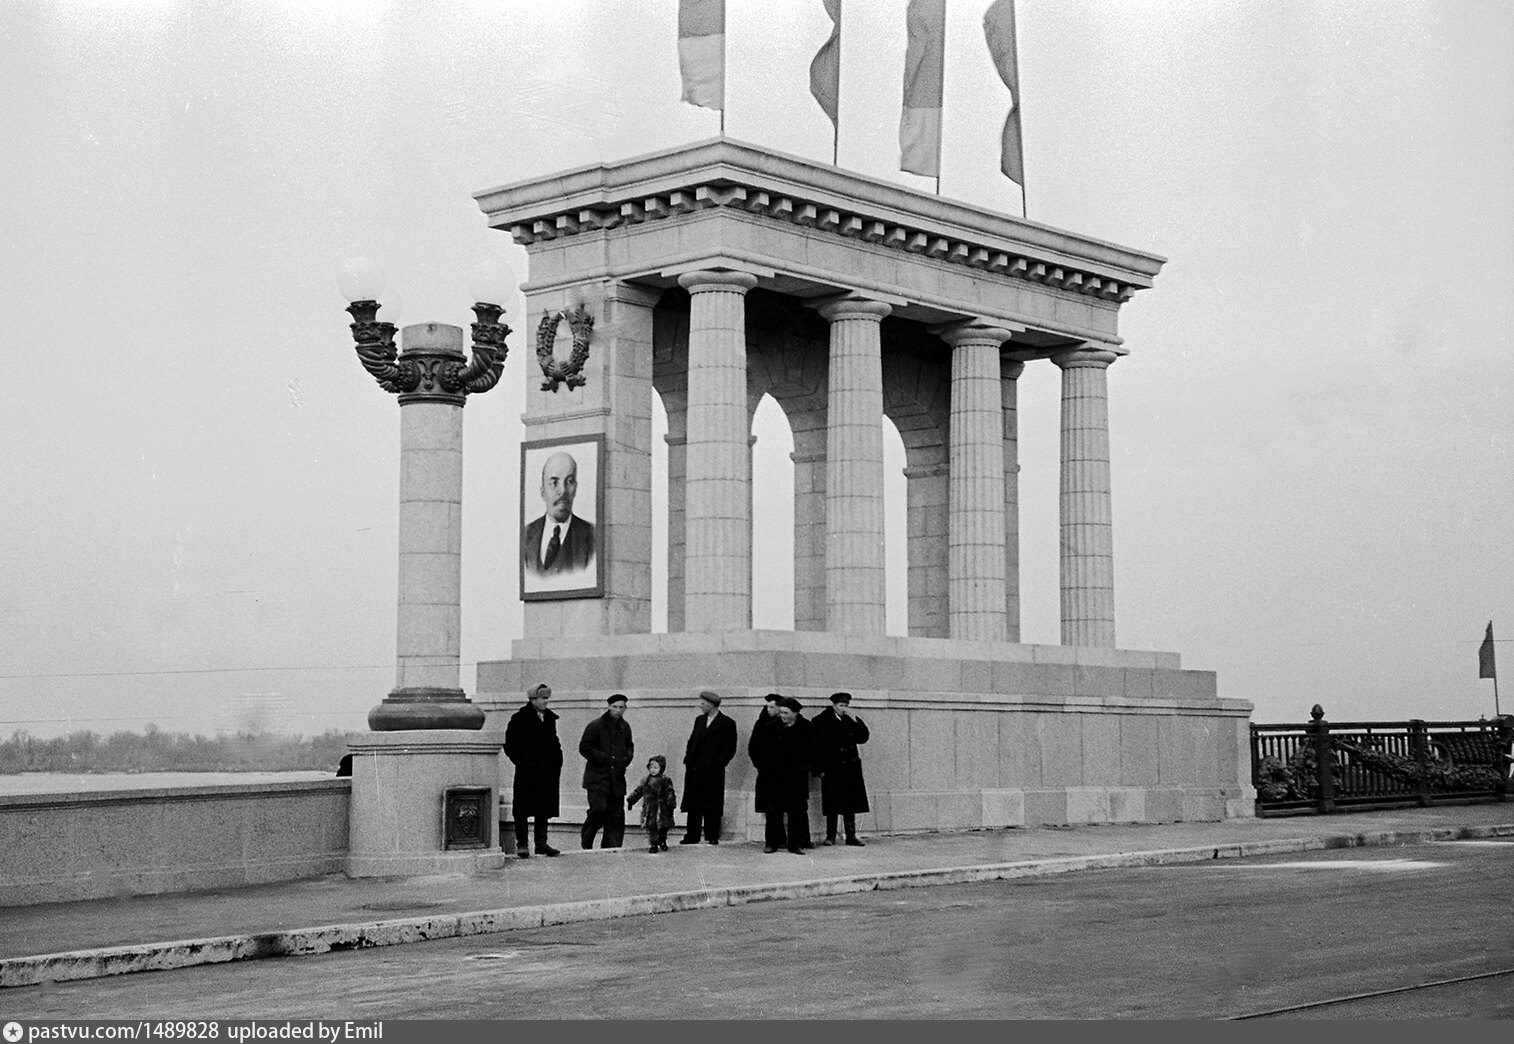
xmin=649 ymin=754 xmax=667 ymax=770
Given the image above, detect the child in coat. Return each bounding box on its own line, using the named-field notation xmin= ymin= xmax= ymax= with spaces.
xmin=627 ymin=754 xmax=677 ymax=853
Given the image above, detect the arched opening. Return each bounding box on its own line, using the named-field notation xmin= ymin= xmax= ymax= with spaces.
xmin=651 ymin=391 xmax=669 ymax=633
xmin=882 ymin=415 xmax=908 ymax=636
xmin=750 ymin=393 xmax=795 ymax=631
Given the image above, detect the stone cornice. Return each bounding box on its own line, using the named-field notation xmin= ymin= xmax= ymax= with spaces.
xmin=475 ymin=138 xmax=1165 ymax=305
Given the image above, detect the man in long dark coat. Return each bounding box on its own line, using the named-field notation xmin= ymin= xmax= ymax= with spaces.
xmin=503 ymin=682 xmax=562 ymax=857
xmin=679 ymin=690 xmax=738 ymax=845
xmin=811 ymin=690 xmax=870 ymax=846
xmin=766 ymin=697 xmax=815 ymax=854
xmin=579 ymin=693 xmax=634 ymax=849
xmin=748 ymin=693 xmax=784 ymax=851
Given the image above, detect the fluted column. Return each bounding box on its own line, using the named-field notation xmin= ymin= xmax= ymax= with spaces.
xmin=943 ymin=324 xmax=1013 ymax=643
xmin=678 ymin=270 xmax=758 ymax=631
xmin=790 ymin=431 xmax=828 ymax=632
xmin=1053 ymin=344 xmax=1124 ymax=647
xmin=819 ymin=297 xmax=891 ymax=635
xmin=1001 ymin=357 xmax=1025 ymax=643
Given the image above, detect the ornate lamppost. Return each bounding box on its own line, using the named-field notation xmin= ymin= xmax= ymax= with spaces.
xmin=337 ymin=257 xmax=514 ymax=731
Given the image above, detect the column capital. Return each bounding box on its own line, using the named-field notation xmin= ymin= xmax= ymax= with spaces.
xmin=936 ymin=321 xmax=1022 ymax=349
xmin=1052 ymin=343 xmax=1126 ymax=370
xmin=676 ymin=269 xmax=760 ymax=295
xmin=812 ymin=294 xmax=894 ymax=323
xmin=1001 ymin=358 xmax=1026 ymax=381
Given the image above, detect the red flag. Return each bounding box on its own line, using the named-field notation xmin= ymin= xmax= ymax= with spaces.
xmin=810 ymin=0 xmax=842 ymax=129
xmin=1480 ymin=621 xmax=1497 ymax=679
xmin=679 ymin=0 xmax=725 ymax=111
xmin=982 ymin=0 xmax=1025 ymax=187
xmin=899 ymin=0 xmax=945 ymax=177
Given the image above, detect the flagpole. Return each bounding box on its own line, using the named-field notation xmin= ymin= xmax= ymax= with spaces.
xmin=1013 ymin=0 xmax=1026 ymax=219
xmin=833 ymin=0 xmax=842 ymax=165
xmin=935 ymin=0 xmax=946 ymax=196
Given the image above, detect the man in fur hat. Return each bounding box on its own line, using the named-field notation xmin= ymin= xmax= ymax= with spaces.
xmin=503 ymin=682 xmax=563 ymax=857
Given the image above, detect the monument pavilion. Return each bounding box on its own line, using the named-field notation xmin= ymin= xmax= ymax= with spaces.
xmin=472 ymin=138 xmax=1253 ymax=837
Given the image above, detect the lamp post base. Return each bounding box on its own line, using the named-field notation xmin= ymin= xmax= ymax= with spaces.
xmin=368 ymin=687 xmax=486 ymax=731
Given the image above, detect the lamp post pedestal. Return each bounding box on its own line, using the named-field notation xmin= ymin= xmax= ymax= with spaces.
xmin=338 ymin=294 xmax=512 ymax=875
xmin=346 ymin=730 xmax=507 ymax=876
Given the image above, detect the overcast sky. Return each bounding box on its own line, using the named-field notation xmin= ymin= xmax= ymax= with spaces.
xmin=2 ymin=0 xmax=1510 ymax=740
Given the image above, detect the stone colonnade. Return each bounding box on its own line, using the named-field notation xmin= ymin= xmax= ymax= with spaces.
xmin=670 ymin=268 xmax=1122 ymax=647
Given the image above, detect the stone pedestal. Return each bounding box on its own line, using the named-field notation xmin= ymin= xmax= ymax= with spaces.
xmin=346 ymin=730 xmax=507 ymax=877
xmin=477 ymin=633 xmax=1255 ymax=837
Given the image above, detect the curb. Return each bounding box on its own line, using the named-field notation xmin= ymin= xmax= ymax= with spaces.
xmin=4 ymin=823 xmax=1511 ymax=988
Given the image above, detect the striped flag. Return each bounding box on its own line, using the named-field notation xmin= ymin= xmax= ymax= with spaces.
xmin=983 ymin=0 xmax=1025 ymax=187
xmin=1480 ymin=621 xmax=1497 ymax=680
xmin=899 ymin=0 xmax=945 ymax=177
xmin=678 ymin=0 xmax=725 ymax=111
xmin=810 ymin=0 xmax=842 ymax=130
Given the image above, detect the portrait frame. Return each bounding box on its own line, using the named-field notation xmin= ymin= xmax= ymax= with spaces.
xmin=520 ymin=433 xmax=605 ymax=601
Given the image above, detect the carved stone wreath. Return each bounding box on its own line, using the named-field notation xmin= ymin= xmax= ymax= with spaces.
xmin=535 ymin=305 xmax=595 ymax=392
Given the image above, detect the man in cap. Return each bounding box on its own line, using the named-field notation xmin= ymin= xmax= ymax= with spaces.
xmin=811 ymin=691 xmax=870 ymax=846
xmin=503 ymin=683 xmax=563 ymax=857
xmin=766 ymin=696 xmax=816 ymax=854
xmin=679 ymin=690 xmax=738 ymax=845
xmin=748 ymin=693 xmax=785 ymax=852
xmin=579 ymin=693 xmax=634 ymax=849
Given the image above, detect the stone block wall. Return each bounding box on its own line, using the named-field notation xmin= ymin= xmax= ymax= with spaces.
xmin=0 ymin=779 xmax=350 ymax=907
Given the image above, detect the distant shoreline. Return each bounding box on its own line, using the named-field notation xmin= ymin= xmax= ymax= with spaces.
xmin=0 ymin=770 xmax=336 ymax=796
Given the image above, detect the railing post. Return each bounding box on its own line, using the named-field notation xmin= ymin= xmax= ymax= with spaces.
xmin=1310 ymin=704 xmax=1336 ymax=813
xmin=1409 ymin=718 xmax=1431 ymax=807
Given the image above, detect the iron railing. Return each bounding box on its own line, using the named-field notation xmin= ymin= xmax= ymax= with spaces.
xmin=1251 ymin=705 xmax=1513 ymax=816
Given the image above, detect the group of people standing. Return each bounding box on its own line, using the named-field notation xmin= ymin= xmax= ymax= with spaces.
xmin=749 ymin=693 xmax=870 ymax=852
xmin=501 ymin=686 xmax=870 ymax=856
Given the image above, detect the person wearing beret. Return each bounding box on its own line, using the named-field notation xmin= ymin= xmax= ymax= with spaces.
xmin=766 ymin=696 xmax=817 ymax=854
xmin=579 ymin=693 xmax=634 ymax=849
xmin=679 ymin=690 xmax=738 ymax=845
xmin=811 ymin=691 xmax=870 ymax=846
xmin=748 ymin=693 xmax=785 ymax=852
xmin=503 ymin=682 xmax=563 ymax=857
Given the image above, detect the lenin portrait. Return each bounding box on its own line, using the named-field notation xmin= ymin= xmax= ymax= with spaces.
xmin=520 ymin=434 xmax=603 ymax=600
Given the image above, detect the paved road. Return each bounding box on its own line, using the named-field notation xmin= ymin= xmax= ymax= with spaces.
xmin=7 ymin=840 xmax=1512 ymax=1019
